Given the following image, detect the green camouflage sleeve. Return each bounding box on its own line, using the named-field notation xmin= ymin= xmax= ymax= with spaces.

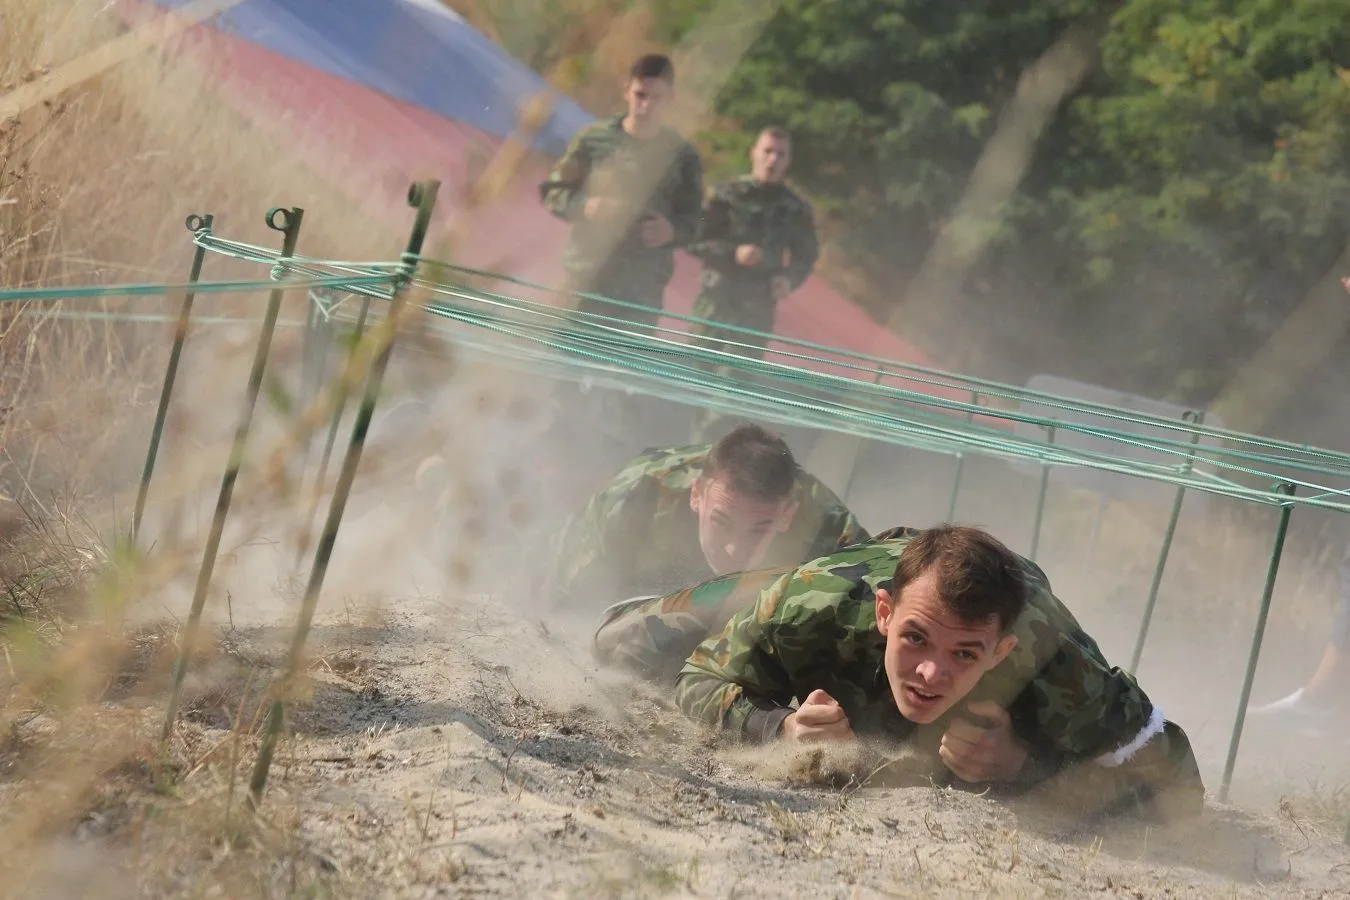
xmin=990 ymin=571 xmax=1204 ymax=819
xmin=539 ymin=128 xmax=593 ymax=221
xmin=673 ymin=570 xmax=802 ymax=743
xmin=782 ymin=199 xmax=819 ymax=291
xmin=686 ymin=185 xmax=736 ymax=264
xmin=668 ymin=144 xmax=705 ymax=248
xmin=592 ymin=565 xmax=791 ymax=683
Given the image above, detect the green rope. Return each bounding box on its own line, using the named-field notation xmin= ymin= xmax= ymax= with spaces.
xmin=11 ymin=222 xmax=1350 ymax=516
xmin=409 ymin=255 xmax=1350 ymax=466
xmin=0 ymin=274 xmax=394 ymax=302
xmin=407 ymin=280 xmax=1350 ymax=490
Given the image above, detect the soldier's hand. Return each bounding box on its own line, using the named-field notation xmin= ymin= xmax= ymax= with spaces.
xmin=1341 ymin=275 xmax=1350 ymax=293
xmin=938 ymin=701 xmax=1028 ymax=783
xmin=735 ymin=244 xmax=764 ymax=267
xmin=782 ymin=689 xmax=855 ymax=743
xmin=638 ymin=212 xmax=675 ymax=247
xmin=770 ymin=275 xmax=791 ymax=301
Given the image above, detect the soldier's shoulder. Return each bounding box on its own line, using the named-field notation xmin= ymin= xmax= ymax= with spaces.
xmin=624 ymin=443 xmax=709 ymax=485
xmin=753 ymin=553 xmax=885 ymax=641
xmin=573 ymin=117 xmax=622 ymax=144
xmin=778 ymin=183 xmax=815 ymax=214
xmin=793 ymin=468 xmax=853 ymax=510
xmin=782 ymin=536 xmax=908 ymax=595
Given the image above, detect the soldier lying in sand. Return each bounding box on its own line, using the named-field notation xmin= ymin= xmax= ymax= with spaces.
xmin=546 ymin=422 xmax=869 ymax=613
xmin=598 ymin=524 xmax=1205 ymax=823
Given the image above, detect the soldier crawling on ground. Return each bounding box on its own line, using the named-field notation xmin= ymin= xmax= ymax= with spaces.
xmin=597 ymin=523 xmax=1205 ymax=823
xmin=545 ymin=422 xmax=869 ymax=616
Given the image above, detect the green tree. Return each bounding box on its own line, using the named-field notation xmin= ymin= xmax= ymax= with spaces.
xmin=704 ymin=0 xmax=1350 ymax=402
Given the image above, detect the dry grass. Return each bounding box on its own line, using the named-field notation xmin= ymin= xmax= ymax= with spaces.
xmin=0 ymin=2 xmax=492 ymax=895
xmin=0 ymin=2 xmax=1348 ymax=898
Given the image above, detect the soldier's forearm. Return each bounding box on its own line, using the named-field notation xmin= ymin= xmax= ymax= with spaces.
xmin=673 ymin=671 xmax=793 ymax=743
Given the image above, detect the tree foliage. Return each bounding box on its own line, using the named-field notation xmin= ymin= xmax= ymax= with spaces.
xmin=455 ymin=0 xmax=1350 ymax=402
xmin=703 ymin=0 xmax=1350 ymax=399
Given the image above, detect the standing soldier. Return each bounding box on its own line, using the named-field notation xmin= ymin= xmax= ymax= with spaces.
xmin=685 ymin=127 xmax=818 ymax=441
xmin=539 ymin=53 xmax=704 ymax=332
xmin=536 ymin=53 xmax=704 ymax=476
xmin=687 ymin=126 xmax=819 ymax=361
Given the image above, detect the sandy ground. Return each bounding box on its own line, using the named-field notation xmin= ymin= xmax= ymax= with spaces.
xmin=103 ymin=582 xmax=1345 ymax=899
xmin=28 ymin=350 xmax=1350 ymax=897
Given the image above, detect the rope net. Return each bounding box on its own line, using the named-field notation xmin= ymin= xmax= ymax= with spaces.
xmin=13 ymin=219 xmax=1350 ymax=515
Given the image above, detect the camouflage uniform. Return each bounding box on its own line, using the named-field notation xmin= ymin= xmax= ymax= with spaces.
xmin=686 ymin=176 xmax=819 ymax=360
xmin=539 ymin=114 xmax=704 ymax=330
xmin=667 ymin=526 xmax=1205 ymax=821
xmin=549 ymin=443 xmax=869 ymax=614
xmin=683 ymin=177 xmax=818 ymax=441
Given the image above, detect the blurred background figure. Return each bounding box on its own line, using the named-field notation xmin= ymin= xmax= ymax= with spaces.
xmin=686 ymin=126 xmax=818 ymax=442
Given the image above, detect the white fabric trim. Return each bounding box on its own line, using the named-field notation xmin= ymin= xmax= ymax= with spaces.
xmin=1094 ymin=704 xmax=1165 ymax=768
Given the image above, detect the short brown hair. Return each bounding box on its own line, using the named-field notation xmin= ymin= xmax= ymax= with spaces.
xmin=891 ymin=525 xmax=1028 ymax=632
xmin=629 ymin=54 xmax=675 ymax=85
xmin=759 ymin=125 xmax=791 ymax=143
xmin=703 ymin=423 xmax=796 ymax=503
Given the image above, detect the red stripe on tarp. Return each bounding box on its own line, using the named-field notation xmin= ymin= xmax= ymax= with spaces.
xmin=118 ymin=0 xmax=993 ymax=419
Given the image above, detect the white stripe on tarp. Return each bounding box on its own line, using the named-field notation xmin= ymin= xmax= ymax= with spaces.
xmin=402 ymin=0 xmax=465 ymax=24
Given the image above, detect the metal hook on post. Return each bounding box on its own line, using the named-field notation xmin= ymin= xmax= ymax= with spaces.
xmin=131 ymin=213 xmax=214 ymax=544
xmin=250 ymin=181 xmax=440 ymax=807
xmin=160 ymin=206 xmax=305 ymax=743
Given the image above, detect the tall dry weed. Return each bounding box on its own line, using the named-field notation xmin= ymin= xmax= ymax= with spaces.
xmin=0 ymin=2 xmax=1345 ymax=896
xmin=0 ymin=2 xmax=448 ymax=895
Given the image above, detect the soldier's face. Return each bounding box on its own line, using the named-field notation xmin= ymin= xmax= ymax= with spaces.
xmin=624 ymin=77 xmax=671 ymax=130
xmin=750 ymin=134 xmax=791 ymax=183
xmin=875 ymin=571 xmax=1018 ymax=724
xmin=690 ymin=476 xmax=796 ymax=575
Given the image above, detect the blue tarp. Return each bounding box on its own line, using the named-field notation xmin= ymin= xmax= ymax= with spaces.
xmin=148 ymin=0 xmax=594 ymax=155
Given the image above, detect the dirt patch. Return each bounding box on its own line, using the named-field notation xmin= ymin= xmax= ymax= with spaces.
xmin=11 ymin=589 xmax=1341 ymax=899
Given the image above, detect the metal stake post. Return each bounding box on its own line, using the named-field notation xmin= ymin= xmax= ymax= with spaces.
xmin=1130 ymin=410 xmax=1204 ymax=672
xmin=1219 ymin=481 xmax=1296 ymax=803
xmin=131 ymin=213 xmax=213 ymax=543
xmin=250 ymin=181 xmax=439 ymax=806
xmin=838 ymin=364 xmax=887 ymax=508
xmin=293 ymin=293 xmax=374 ymax=569
xmin=161 ymin=207 xmax=305 ymax=742
xmin=287 ymin=291 xmax=332 ymax=505
xmin=946 ymin=392 xmax=979 ymax=521
xmin=1028 ymin=423 xmax=1056 ymax=561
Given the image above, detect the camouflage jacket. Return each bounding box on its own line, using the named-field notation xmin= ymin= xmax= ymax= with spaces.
xmin=674 ymin=527 xmax=1204 ymax=813
xmin=687 ymin=177 xmax=819 ymax=313
xmin=539 ymin=115 xmax=704 ymax=291
xmin=548 ymin=443 xmax=869 ymax=612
